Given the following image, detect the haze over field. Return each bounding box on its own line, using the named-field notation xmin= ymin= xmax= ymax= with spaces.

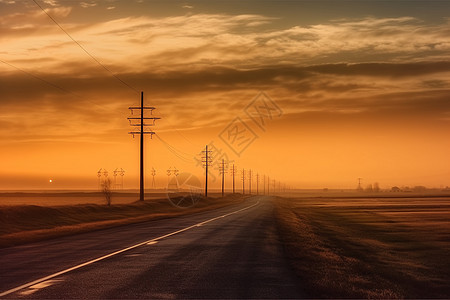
xmin=1 ymin=0 xmax=449 ymax=190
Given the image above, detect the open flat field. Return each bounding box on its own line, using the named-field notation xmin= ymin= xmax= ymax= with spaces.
xmin=0 ymin=191 xmax=238 ymax=206
xmin=0 ymin=191 xmax=171 ymax=206
xmin=0 ymin=193 xmax=246 ymax=248
xmin=275 ymin=196 xmax=450 ymax=298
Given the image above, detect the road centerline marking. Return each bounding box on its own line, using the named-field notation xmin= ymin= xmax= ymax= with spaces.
xmin=0 ymin=200 xmax=260 ymax=297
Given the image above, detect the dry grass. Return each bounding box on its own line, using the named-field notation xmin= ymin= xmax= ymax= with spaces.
xmin=0 ymin=194 xmax=246 ymax=248
xmin=0 ymin=191 xmax=170 ymax=206
xmin=274 ymin=196 xmax=450 ymax=299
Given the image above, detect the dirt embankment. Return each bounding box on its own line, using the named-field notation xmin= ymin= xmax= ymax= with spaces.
xmin=0 ymin=194 xmax=246 ymax=248
xmin=273 ymin=196 xmax=450 ymax=299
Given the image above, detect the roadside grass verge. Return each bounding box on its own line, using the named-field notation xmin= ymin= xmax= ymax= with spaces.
xmin=274 ymin=196 xmax=450 ymax=299
xmin=0 ymin=194 xmax=246 ymax=248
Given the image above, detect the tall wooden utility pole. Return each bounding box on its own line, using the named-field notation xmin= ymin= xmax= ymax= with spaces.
xmin=128 ymin=91 xmax=160 ymax=201
xmin=263 ymin=174 xmax=266 ymax=195
xmin=139 ymin=92 xmax=144 ymax=201
xmin=242 ymin=168 xmax=245 ymax=194
xmin=220 ymin=159 xmax=226 ymax=197
xmin=202 ymin=145 xmax=212 ymax=197
xmin=256 ymin=173 xmax=259 ymax=195
xmin=231 ymin=164 xmax=236 ymax=194
xmin=249 ymin=169 xmax=252 ymax=195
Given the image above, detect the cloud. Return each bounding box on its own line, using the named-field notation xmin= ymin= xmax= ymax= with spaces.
xmin=80 ymin=2 xmax=97 ymax=8
xmin=182 ymin=4 xmax=193 ymax=9
xmin=1 ymin=11 xmax=450 ymax=142
xmin=2 ymin=13 xmax=449 ymax=73
xmin=305 ymin=61 xmax=450 ymax=78
xmin=1 ymin=61 xmax=449 ymax=143
xmin=2 ymin=61 xmax=449 ymax=101
xmin=43 ymin=0 xmax=58 ymax=6
xmin=106 ymin=6 xmax=115 ymax=10
xmin=0 ymin=6 xmax=72 ymax=40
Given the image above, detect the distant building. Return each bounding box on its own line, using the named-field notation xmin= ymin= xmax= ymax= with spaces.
xmin=391 ymin=186 xmax=401 ymax=192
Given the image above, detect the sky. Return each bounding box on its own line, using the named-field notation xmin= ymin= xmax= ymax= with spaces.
xmin=0 ymin=0 xmax=449 ymax=190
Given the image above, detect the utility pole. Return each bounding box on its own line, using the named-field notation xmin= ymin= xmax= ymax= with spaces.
xmin=151 ymin=167 xmax=156 ymax=189
xmin=231 ymin=164 xmax=236 ymax=194
xmin=202 ymin=145 xmax=212 ymax=197
xmin=263 ymin=174 xmax=266 ymax=195
xmin=357 ymin=177 xmax=363 ymax=191
xmin=273 ymin=179 xmax=276 ymax=194
xmin=256 ymin=173 xmax=259 ymax=195
xmin=173 ymin=166 xmax=179 ymax=187
xmin=268 ymin=176 xmax=270 ymax=195
xmin=128 ymin=91 xmax=160 ymax=201
xmin=167 ymin=167 xmax=172 ymax=185
xmin=97 ymin=168 xmax=103 ymax=190
xmin=113 ymin=168 xmax=118 ymax=190
xmin=242 ymin=168 xmax=245 ymax=194
xmin=219 ymin=159 xmax=226 ymax=197
xmin=249 ymin=169 xmax=252 ymax=195
xmin=119 ymin=168 xmax=125 ymax=190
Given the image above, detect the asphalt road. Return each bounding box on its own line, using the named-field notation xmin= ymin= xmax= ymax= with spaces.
xmin=0 ymin=196 xmax=303 ymax=299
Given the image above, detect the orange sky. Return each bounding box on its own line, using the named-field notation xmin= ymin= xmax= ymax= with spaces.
xmin=0 ymin=0 xmax=449 ymax=190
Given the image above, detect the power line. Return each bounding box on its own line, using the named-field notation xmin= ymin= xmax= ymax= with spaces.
xmin=154 ymin=110 xmax=196 ymax=147
xmin=35 ymin=0 xmax=196 ymax=147
xmin=1 ymin=59 xmax=78 ymax=97
xmin=21 ymin=2 xmax=195 ymax=148
xmin=1 ymin=59 xmax=129 ymax=115
xmin=154 ymin=133 xmax=193 ymax=163
xmin=154 ymin=133 xmax=192 ymax=157
xmin=31 ymin=0 xmax=138 ymax=94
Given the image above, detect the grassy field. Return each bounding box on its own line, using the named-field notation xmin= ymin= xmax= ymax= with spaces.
xmin=0 ymin=193 xmax=246 ymax=248
xmin=274 ymin=196 xmax=450 ymax=298
xmin=0 ymin=191 xmax=173 ymax=206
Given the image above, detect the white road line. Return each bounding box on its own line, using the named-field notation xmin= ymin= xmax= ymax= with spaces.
xmin=0 ymin=200 xmax=260 ymax=297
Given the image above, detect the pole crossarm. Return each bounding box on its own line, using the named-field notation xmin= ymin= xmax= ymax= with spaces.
xmin=128 ymin=106 xmax=156 ymax=110
xmin=128 ymin=91 xmax=160 ymax=201
xmin=128 ymin=131 xmax=156 ymax=134
xmin=127 ymin=117 xmax=161 ymax=120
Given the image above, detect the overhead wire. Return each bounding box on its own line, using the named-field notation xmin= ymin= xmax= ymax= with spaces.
xmin=1 ymin=59 xmax=80 ymax=98
xmin=154 ymin=133 xmax=196 ymax=164
xmin=31 ymin=0 xmax=200 ymax=150
xmin=14 ymin=1 xmax=196 ymax=159
xmin=155 ymin=109 xmax=197 ymax=147
xmin=0 ymin=59 xmax=126 ymax=114
xmin=31 ymin=0 xmax=139 ymax=94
